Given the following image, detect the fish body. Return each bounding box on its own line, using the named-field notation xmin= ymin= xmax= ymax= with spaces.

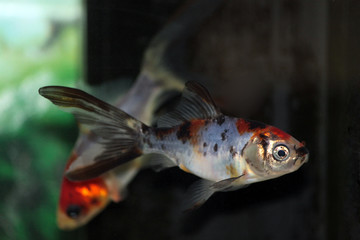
xmin=143 ymin=116 xmax=307 ymax=190
xmin=144 ymin=117 xmax=250 ymax=182
xmin=40 ymin=81 xmax=308 ymax=209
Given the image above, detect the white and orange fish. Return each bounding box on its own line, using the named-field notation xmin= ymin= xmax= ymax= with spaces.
xmin=40 ymin=81 xmax=308 ymax=209
xmin=57 ymin=149 xmax=142 ymax=230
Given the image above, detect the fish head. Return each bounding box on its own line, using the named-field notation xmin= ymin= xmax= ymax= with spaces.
xmin=57 ymin=176 xmax=110 ymax=230
xmin=242 ymin=125 xmax=308 ymax=180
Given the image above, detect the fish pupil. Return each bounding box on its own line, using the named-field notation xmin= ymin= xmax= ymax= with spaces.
xmin=278 ymin=150 xmax=286 ymax=157
xmin=66 ymin=205 xmax=82 ymax=219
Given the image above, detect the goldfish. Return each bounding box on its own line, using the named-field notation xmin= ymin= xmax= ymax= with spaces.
xmin=40 ymin=81 xmax=308 ymax=209
xmin=57 ymin=149 xmax=142 ymax=230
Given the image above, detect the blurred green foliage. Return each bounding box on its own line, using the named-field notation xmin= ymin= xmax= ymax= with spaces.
xmin=0 ymin=1 xmax=84 ymax=239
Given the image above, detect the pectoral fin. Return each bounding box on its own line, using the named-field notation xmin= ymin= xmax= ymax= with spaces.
xmin=183 ymin=179 xmax=216 ymax=212
xmin=211 ymin=174 xmax=245 ymax=191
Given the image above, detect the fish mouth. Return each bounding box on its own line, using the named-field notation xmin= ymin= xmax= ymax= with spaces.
xmin=296 ymin=146 xmax=309 ymax=157
xmin=293 ymin=146 xmax=309 ymax=166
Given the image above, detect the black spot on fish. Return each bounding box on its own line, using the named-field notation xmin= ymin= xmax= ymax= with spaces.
xmin=216 ymin=115 xmax=225 ymax=126
xmin=230 ymin=146 xmax=234 ymax=154
xmin=230 ymin=146 xmax=237 ymax=158
xmin=203 ymin=142 xmax=208 ymax=147
xmin=248 ymin=120 xmax=266 ymax=130
xmin=176 ymin=122 xmax=191 ymax=143
xmin=221 ymin=132 xmax=226 ymax=141
xmin=214 ymin=143 xmax=218 ymax=152
xmin=203 ymin=152 xmax=207 ymax=157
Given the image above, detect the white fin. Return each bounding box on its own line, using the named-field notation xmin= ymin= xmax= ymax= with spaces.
xmin=39 ymin=86 xmax=145 ymax=181
xmin=157 ymin=81 xmax=221 ymax=128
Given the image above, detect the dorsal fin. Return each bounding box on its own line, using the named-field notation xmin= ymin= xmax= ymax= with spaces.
xmin=157 ymin=81 xmax=221 ymax=127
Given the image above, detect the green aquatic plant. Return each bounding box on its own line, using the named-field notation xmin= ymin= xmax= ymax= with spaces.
xmin=0 ymin=1 xmax=83 ymax=239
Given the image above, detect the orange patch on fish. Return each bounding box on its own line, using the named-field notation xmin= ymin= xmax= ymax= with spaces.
xmin=189 ymin=119 xmax=207 ymax=144
xmin=179 ymin=163 xmax=192 ymax=173
xmin=176 ymin=120 xmax=207 ymax=144
xmin=269 ymin=126 xmax=291 ymax=140
xmin=226 ymin=164 xmax=239 ymax=178
xmin=59 ymin=177 xmax=109 ymax=214
xmin=155 ymin=127 xmax=176 ymax=140
xmin=236 ymin=119 xmax=250 ymax=135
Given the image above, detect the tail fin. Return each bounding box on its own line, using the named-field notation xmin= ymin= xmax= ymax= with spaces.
xmin=39 ymin=86 xmax=145 ymax=181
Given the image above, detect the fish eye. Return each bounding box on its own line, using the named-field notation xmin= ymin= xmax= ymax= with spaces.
xmin=272 ymin=144 xmax=290 ymax=161
xmin=66 ymin=205 xmax=82 ymax=219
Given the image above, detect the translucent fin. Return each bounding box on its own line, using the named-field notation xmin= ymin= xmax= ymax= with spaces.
xmin=211 ymin=174 xmax=245 ymax=191
xmin=182 ymin=179 xmax=216 ymax=212
xmin=183 ymin=174 xmax=246 ymax=212
xmin=157 ymin=81 xmax=221 ymax=128
xmin=39 ymin=86 xmax=145 ymax=181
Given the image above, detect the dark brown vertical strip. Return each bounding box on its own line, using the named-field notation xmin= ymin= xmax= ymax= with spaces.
xmin=327 ymin=0 xmax=350 ymax=239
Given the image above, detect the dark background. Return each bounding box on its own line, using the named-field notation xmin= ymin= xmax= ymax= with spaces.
xmin=80 ymin=0 xmax=360 ymax=239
